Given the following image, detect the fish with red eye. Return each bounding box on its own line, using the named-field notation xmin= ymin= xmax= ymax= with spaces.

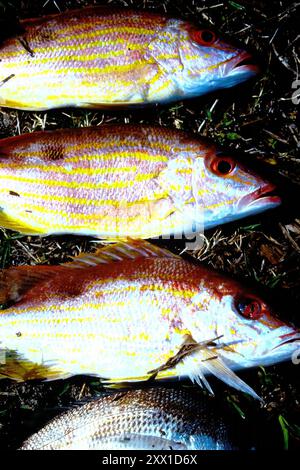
xmin=0 ymin=9 xmax=259 ymax=110
xmin=236 ymin=298 xmax=263 ymax=320
xmin=191 ymin=29 xmax=217 ymax=46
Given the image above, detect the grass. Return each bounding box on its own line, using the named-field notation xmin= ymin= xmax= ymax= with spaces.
xmin=0 ymin=0 xmax=299 ymax=450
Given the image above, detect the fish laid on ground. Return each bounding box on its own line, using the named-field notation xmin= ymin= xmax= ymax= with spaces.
xmin=20 ymin=388 xmax=239 ymax=450
xmin=0 ymin=240 xmax=298 ymax=399
xmin=0 ymin=7 xmax=258 ymax=110
xmin=0 ymin=125 xmax=280 ymax=238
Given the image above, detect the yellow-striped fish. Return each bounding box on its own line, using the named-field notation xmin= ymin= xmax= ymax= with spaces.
xmin=0 ymin=240 xmax=299 ymax=399
xmin=0 ymin=7 xmax=259 ymax=110
xmin=0 ymin=125 xmax=280 ymax=238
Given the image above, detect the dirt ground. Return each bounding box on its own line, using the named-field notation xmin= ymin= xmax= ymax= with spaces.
xmin=0 ymin=0 xmax=299 ymax=450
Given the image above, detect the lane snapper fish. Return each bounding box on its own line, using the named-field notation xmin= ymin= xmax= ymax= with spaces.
xmin=0 ymin=7 xmax=258 ymax=110
xmin=21 ymin=388 xmax=239 ymax=450
xmin=0 ymin=125 xmax=280 ymax=238
xmin=0 ymin=240 xmax=299 ymax=399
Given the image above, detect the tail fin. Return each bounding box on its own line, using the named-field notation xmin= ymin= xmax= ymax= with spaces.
xmin=0 ymin=209 xmax=45 ymax=235
xmin=0 ymin=351 xmax=66 ymax=381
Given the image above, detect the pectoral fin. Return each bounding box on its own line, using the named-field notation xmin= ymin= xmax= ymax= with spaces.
xmin=148 ymin=334 xmax=261 ymax=400
xmin=181 ymin=347 xmax=262 ymax=400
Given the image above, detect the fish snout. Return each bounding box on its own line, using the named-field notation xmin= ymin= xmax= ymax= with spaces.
xmin=273 ymin=330 xmax=300 ymax=351
xmin=254 ymin=326 xmax=300 ymax=361
xmin=225 ymin=51 xmax=259 ymax=79
xmin=237 ymin=181 xmax=281 ymax=214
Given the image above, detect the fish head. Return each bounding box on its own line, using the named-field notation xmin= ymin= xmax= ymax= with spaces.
xmin=186 ymin=276 xmax=300 ymax=369
xmin=192 ymin=150 xmax=281 ymax=228
xmin=175 ymin=23 xmax=259 ymax=96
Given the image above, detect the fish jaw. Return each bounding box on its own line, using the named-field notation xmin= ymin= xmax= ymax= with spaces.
xmin=203 ymin=185 xmax=281 ymax=229
xmin=221 ymin=51 xmax=260 ymax=87
xmin=180 ymin=51 xmax=259 ymax=98
xmin=253 ymin=329 xmax=300 ymax=368
xmin=214 ymin=312 xmax=300 ymax=371
xmin=225 ymin=337 xmax=300 ymax=370
xmin=237 ymin=182 xmax=281 ymax=218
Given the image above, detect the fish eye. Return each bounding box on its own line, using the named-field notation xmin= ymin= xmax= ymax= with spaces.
xmin=210 ymin=156 xmax=236 ymax=176
xmin=236 ymin=298 xmax=262 ymax=320
xmin=192 ymin=29 xmax=217 ymax=46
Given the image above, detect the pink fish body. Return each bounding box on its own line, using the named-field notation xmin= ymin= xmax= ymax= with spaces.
xmin=0 ymin=125 xmax=280 ymax=238
xmin=0 ymin=7 xmax=258 ymax=110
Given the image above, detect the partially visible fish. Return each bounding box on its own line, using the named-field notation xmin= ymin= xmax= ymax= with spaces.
xmin=0 ymin=240 xmax=299 ymax=400
xmin=0 ymin=7 xmax=258 ymax=110
xmin=0 ymin=125 xmax=280 ymax=238
xmin=20 ymin=388 xmax=238 ymax=450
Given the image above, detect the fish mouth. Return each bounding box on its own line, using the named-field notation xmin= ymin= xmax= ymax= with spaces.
xmin=273 ymin=332 xmax=300 ymax=350
xmin=227 ymin=52 xmax=259 ymax=77
xmin=238 ymin=182 xmax=281 ymax=213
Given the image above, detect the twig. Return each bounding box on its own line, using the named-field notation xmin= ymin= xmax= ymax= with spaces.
xmin=272 ymin=43 xmax=297 ymax=75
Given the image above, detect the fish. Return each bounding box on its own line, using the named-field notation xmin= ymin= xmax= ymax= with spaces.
xmin=0 ymin=7 xmax=259 ymax=111
xmin=20 ymin=388 xmax=239 ymax=450
xmin=0 ymin=240 xmax=299 ymax=399
xmin=0 ymin=125 xmax=280 ymax=238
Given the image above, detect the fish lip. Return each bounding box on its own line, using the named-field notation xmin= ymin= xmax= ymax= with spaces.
xmin=226 ymin=51 xmax=260 ymax=76
xmin=238 ymin=182 xmax=281 ymax=212
xmin=272 ymin=332 xmax=300 ymax=350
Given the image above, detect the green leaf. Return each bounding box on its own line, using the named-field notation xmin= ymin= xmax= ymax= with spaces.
xmin=229 ymin=1 xmax=246 ymax=10
xmin=242 ymin=224 xmax=261 ymax=231
xmin=278 ymin=415 xmax=289 ymax=450
xmin=226 ymin=132 xmax=241 ymax=140
xmin=226 ymin=396 xmax=246 ymax=419
xmin=58 ymin=383 xmax=71 ymax=396
xmin=266 ymin=274 xmax=283 ymax=289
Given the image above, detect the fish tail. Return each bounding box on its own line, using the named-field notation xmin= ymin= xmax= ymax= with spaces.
xmin=0 ymin=353 xmax=63 ymax=381
xmin=0 ymin=265 xmax=60 ymax=307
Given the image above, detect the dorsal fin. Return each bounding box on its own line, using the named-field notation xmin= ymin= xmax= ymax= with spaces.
xmin=0 ymin=266 xmax=60 ymax=306
xmin=66 ymin=239 xmax=179 ymax=269
xmin=0 ymin=241 xmax=178 ymax=307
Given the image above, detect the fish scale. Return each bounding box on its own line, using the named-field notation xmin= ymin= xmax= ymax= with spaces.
xmin=0 ymin=125 xmax=280 ymax=238
xmin=0 ymin=257 xmax=195 ymax=379
xmin=0 ymin=7 xmax=258 ymax=110
xmin=20 ymin=388 xmax=238 ymax=450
